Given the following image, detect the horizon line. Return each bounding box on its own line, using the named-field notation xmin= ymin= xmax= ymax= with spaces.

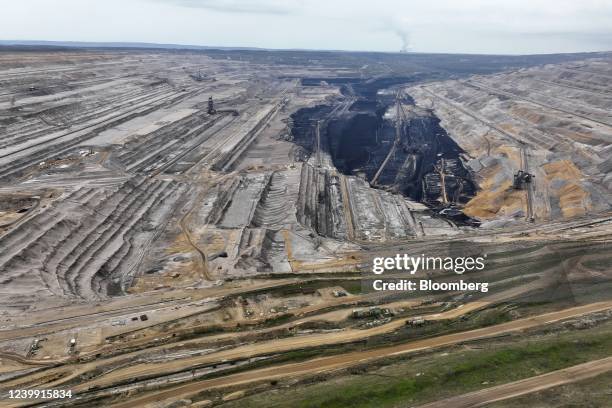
xmin=1 ymin=39 xmax=611 ymax=57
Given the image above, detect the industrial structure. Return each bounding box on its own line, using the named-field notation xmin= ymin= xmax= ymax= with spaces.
xmin=513 ymin=169 xmax=535 ymax=190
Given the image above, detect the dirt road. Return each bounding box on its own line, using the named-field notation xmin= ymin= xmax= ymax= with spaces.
xmin=417 ymin=356 xmax=612 ymax=408
xmin=51 ymin=285 xmax=532 ymax=392
xmin=104 ymin=301 xmax=612 ymax=408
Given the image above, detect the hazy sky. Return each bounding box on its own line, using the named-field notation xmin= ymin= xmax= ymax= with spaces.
xmin=1 ymin=0 xmax=612 ymax=54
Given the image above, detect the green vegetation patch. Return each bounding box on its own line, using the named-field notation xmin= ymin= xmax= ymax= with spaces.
xmin=582 ymin=257 xmax=612 ymax=271
xmin=220 ymin=323 xmax=612 ymax=408
xmin=488 ymin=370 xmax=612 ymax=408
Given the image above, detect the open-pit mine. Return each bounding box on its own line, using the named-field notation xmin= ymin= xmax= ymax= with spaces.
xmin=1 ymin=47 xmax=611 ymax=408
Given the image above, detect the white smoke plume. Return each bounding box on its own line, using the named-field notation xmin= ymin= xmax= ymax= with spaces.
xmin=395 ymin=28 xmax=411 ymax=52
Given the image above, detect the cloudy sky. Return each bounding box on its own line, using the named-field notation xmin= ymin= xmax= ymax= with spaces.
xmin=1 ymin=0 xmax=612 ymax=54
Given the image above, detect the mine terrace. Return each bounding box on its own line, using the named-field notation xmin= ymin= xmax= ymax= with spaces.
xmin=0 ymin=46 xmax=611 ymax=407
